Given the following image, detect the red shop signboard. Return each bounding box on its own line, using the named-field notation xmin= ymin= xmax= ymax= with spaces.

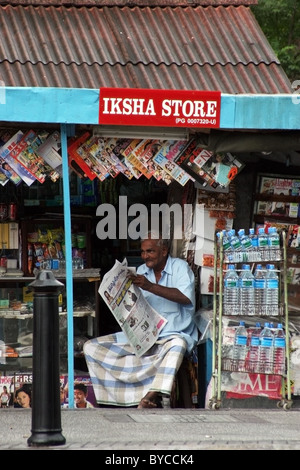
xmin=99 ymin=88 xmax=221 ymax=128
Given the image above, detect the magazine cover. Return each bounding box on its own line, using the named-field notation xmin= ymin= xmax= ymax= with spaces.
xmin=0 ymin=156 xmax=22 ymax=186
xmin=128 ymin=139 xmax=165 ymax=179
xmin=256 ymin=200 xmax=274 ymax=216
xmin=110 ymin=138 xmax=136 ymax=179
xmin=222 ymin=371 xmax=282 ymax=400
xmin=0 ymin=130 xmax=23 ymax=185
xmin=1 ymin=373 xmax=33 ymax=407
xmin=120 ymin=139 xmax=143 ymax=179
xmin=175 ymin=138 xmax=244 ymax=188
xmin=174 ymin=138 xmax=216 ymax=187
xmin=9 ymin=130 xmax=51 ymax=184
xmin=77 ymin=134 xmax=109 ymax=181
xmin=283 ymin=223 xmax=300 ymax=248
xmin=130 ymin=139 xmax=171 ymax=181
xmin=24 ymin=129 xmax=61 ymax=182
xmin=145 ymin=156 xmax=165 ymax=181
xmin=163 ymin=139 xmax=189 ymax=161
xmin=0 ymin=130 xmax=36 ymax=186
xmin=70 ymin=134 xmax=110 ymax=181
xmin=256 ymin=176 xmax=300 ymax=217
xmin=68 ymin=132 xmax=98 ymax=180
xmin=153 ymin=139 xmax=194 ymax=185
xmin=95 ymin=138 xmax=121 ymax=179
xmin=259 ymin=175 xmax=300 ymax=196
xmin=36 ymin=130 xmax=63 ymax=180
xmin=289 ymin=203 xmax=299 ymax=218
xmin=153 ymin=151 xmax=191 ymax=186
xmin=60 ymin=374 xmax=97 ymax=408
xmin=0 ymin=373 xmax=97 ymax=408
xmin=121 ymin=138 xmax=151 ymax=179
xmin=0 ymin=171 xmax=9 ymax=186
xmin=102 ymin=138 xmax=129 ymax=176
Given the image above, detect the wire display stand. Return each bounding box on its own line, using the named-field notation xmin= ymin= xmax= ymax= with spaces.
xmin=209 ymin=230 xmax=292 ymax=410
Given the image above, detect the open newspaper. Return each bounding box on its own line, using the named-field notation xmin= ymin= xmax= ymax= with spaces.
xmin=99 ymin=258 xmax=167 ymax=357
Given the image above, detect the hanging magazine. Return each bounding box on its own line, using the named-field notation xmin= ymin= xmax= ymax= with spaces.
xmin=153 ymin=139 xmax=193 ymax=186
xmin=9 ymin=130 xmax=59 ymax=183
xmin=0 ymin=130 xmax=36 ymax=186
xmin=120 ymin=139 xmax=143 ymax=179
xmin=110 ymin=138 xmax=136 ymax=179
xmin=76 ymin=134 xmax=109 ymax=181
xmin=68 ymin=132 xmax=98 ymax=180
xmin=36 ymin=130 xmax=63 ymax=180
xmin=174 ymin=137 xmax=244 ymax=188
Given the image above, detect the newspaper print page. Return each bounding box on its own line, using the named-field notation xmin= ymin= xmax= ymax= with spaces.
xmin=99 ymin=258 xmax=167 ymax=357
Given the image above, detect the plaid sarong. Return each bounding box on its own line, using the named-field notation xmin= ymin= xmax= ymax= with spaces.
xmin=84 ymin=334 xmax=187 ymax=407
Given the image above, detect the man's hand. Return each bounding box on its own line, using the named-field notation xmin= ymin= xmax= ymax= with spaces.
xmin=129 ymin=273 xmax=191 ymax=305
xmin=130 ymin=274 xmax=153 ymax=292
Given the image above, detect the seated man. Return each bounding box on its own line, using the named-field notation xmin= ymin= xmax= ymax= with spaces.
xmin=84 ymin=231 xmax=198 ymax=409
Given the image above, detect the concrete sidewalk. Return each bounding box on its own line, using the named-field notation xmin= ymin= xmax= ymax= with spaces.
xmin=1 ymin=406 xmax=300 ymax=451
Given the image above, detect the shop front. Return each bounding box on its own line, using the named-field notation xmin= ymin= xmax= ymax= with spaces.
xmin=0 ymin=85 xmax=300 ymax=409
xmin=0 ymin=0 xmax=300 ymax=408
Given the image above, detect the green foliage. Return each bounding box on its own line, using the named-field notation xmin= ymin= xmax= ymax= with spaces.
xmin=251 ymin=0 xmax=300 ymax=81
xmin=278 ymin=46 xmax=300 ymax=80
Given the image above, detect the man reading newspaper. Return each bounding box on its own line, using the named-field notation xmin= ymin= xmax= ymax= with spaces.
xmin=84 ymin=231 xmax=198 ymax=408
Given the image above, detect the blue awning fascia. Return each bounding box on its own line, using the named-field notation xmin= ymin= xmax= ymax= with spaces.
xmin=0 ymin=87 xmax=299 ymax=130
xmin=0 ymin=87 xmax=100 ymax=125
xmin=220 ymin=93 xmax=300 ymax=130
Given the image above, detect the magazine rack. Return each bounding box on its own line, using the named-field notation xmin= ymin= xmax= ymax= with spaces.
xmin=253 ymin=173 xmax=300 ymax=315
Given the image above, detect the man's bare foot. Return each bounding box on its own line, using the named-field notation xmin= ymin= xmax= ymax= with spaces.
xmin=137 ymin=392 xmax=160 ymax=409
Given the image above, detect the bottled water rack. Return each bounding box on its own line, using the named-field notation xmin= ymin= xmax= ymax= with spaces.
xmin=224 ymin=250 xmax=282 ymax=263
xmin=220 ymin=358 xmax=285 ymax=375
xmin=209 ymin=230 xmax=292 ymax=411
xmin=223 ymin=302 xmax=282 ymax=316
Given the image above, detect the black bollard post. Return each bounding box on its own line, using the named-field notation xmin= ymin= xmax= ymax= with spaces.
xmin=27 ymin=270 xmax=66 ymax=447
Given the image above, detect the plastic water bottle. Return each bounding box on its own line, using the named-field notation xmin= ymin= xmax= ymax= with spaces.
xmin=249 ymin=228 xmax=259 ymax=262
xmin=223 ymin=264 xmax=239 ymax=315
xmin=258 ymin=322 xmax=274 ymax=374
xmin=258 ymin=227 xmax=269 ymax=261
xmin=238 ymin=228 xmax=252 ymax=262
xmin=269 ymin=322 xmax=275 ymax=332
xmin=232 ymin=321 xmax=248 ymax=372
xmin=258 ymin=227 xmax=269 ymax=262
xmin=228 ymin=229 xmax=243 ymax=262
xmin=239 ymin=264 xmax=255 ymax=315
xmin=217 ymin=230 xmax=233 ymax=262
xmin=273 ymin=323 xmax=286 ymax=375
xmin=265 ymin=264 xmax=279 ymax=316
xmin=254 ymin=264 xmax=266 ymax=315
xmin=247 ymin=322 xmax=261 ymax=373
xmin=268 ymin=226 xmax=281 ymax=261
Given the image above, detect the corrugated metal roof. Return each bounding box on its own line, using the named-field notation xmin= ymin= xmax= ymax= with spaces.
xmin=0 ymin=3 xmax=292 ymax=93
xmin=0 ymin=1 xmax=258 ymax=5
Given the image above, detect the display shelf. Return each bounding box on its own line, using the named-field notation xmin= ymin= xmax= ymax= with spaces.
xmin=0 ymin=309 xmax=95 ymax=320
xmin=0 ymin=268 xmax=100 ymax=282
xmin=208 ymin=230 xmax=292 ymax=410
xmin=0 ymin=213 xmax=102 ymax=379
xmin=20 ymin=215 xmax=93 ymax=276
xmin=0 ymin=267 xmax=102 ymax=375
